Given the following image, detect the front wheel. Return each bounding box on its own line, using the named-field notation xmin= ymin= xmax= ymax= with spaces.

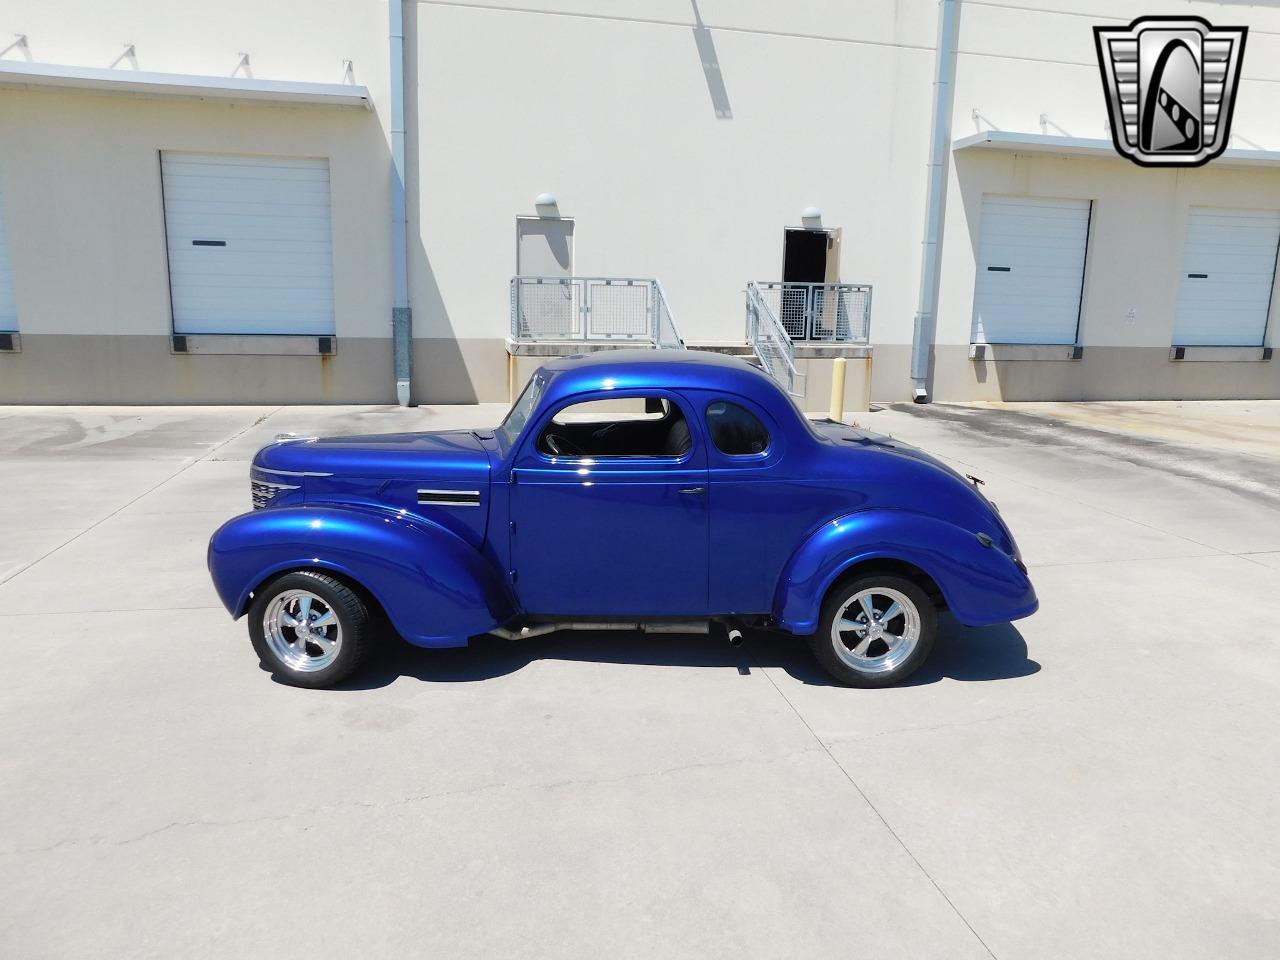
xmin=807 ymin=575 xmax=936 ymax=687
xmin=248 ymin=571 xmax=371 ymax=688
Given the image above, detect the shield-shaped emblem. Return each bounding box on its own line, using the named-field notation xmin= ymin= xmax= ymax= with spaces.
xmin=1094 ymin=16 xmax=1247 ymax=167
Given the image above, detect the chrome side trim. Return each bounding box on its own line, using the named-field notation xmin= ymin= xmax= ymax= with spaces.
xmin=417 ymin=488 xmax=481 ymax=506
xmin=255 ymin=467 xmax=334 ymax=478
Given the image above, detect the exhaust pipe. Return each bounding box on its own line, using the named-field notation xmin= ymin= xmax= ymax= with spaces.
xmin=726 ymin=627 xmax=744 ymax=647
xmin=490 ymin=620 xmax=711 ymax=641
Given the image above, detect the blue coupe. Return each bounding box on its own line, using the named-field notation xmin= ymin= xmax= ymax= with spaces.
xmin=208 ymin=350 xmax=1036 ymax=688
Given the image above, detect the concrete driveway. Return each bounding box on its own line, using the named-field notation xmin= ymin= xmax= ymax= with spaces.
xmin=1 ymin=401 xmax=1277 ymax=959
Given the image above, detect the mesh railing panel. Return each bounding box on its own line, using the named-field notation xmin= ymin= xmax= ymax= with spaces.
xmin=511 ymin=278 xmax=581 ymax=340
xmin=511 ymin=276 xmax=685 ymax=347
xmin=584 ymin=280 xmax=652 ymax=339
xmin=751 ymin=283 xmax=872 ymax=343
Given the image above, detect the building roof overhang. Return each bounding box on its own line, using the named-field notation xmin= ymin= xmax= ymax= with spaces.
xmin=953 ymin=130 xmax=1280 ymax=169
xmin=0 ymin=59 xmax=370 ymax=109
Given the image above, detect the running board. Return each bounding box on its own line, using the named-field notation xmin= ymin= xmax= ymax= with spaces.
xmin=489 ymin=620 xmax=711 ymax=641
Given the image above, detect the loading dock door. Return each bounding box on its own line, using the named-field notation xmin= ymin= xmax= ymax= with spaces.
xmin=972 ymin=196 xmax=1091 ymax=344
xmin=1174 ymin=207 xmax=1280 ymax=346
xmin=0 ymin=183 xmax=16 ymax=330
xmin=161 ymin=152 xmax=335 ymax=335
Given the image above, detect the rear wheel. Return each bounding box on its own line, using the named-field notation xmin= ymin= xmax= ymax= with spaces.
xmin=248 ymin=571 xmax=371 ymax=688
xmin=807 ymin=574 xmax=936 ymax=687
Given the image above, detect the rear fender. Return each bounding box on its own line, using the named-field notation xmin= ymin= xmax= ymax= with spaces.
xmin=773 ymin=510 xmax=1037 ymax=634
xmin=208 ymin=505 xmax=516 ymax=648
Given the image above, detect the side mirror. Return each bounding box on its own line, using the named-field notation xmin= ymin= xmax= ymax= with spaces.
xmin=645 ymin=397 xmax=666 ymax=415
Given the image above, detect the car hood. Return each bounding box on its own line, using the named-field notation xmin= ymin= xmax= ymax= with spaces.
xmin=254 ymin=430 xmax=490 ymax=481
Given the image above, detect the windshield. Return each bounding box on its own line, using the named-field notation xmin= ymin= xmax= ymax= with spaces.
xmin=498 ymin=372 xmax=546 ymax=446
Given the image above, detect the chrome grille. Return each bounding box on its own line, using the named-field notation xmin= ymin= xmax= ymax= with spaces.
xmin=251 ymin=477 xmax=299 ymax=509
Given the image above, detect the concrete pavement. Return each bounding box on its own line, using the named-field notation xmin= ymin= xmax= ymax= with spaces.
xmin=1 ymin=401 xmax=1277 ymax=959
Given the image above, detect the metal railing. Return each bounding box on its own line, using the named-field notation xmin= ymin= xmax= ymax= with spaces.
xmin=510 ymin=276 xmax=685 ymax=349
xmin=746 ymin=282 xmax=804 ymax=397
xmin=749 ymin=282 xmax=872 ymax=343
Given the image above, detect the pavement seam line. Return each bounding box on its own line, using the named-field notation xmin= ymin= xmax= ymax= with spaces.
xmin=0 ymin=605 xmax=226 ymax=618
xmin=0 ymin=407 xmax=281 ymax=587
xmin=756 ymin=663 xmax=1001 ymax=960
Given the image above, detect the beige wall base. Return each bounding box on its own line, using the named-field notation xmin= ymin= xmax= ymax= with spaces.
xmin=0 ymin=336 xmax=513 ymax=405
xmin=795 ymin=357 xmax=872 ymax=414
xmin=870 ymin=344 xmax=1280 ymax=403
xmin=4 ymin=337 xmax=1277 ymax=405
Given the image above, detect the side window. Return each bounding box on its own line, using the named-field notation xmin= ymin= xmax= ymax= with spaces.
xmin=538 ymin=395 xmax=692 ymax=458
xmin=705 ymin=400 xmax=770 ymax=456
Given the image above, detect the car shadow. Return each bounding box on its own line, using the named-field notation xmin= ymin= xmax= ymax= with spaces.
xmin=327 ymin=615 xmax=1039 ymax=691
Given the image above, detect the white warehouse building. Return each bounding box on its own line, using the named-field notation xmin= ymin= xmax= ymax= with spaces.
xmin=1 ymin=0 xmax=1280 ymax=405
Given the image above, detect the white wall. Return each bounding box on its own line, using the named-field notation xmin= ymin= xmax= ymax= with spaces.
xmin=408 ymin=0 xmax=939 ymax=346
xmin=954 ymin=0 xmax=1280 ymax=148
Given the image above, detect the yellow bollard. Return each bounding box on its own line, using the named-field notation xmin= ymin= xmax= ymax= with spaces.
xmin=829 ymin=356 xmax=847 ymax=422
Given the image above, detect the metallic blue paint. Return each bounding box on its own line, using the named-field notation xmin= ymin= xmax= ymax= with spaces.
xmin=508 ymin=387 xmax=711 ymax=615
xmin=208 ymin=349 xmax=1037 ymax=649
xmin=208 ymin=505 xmax=516 ymax=647
xmin=258 ymin=429 xmax=489 ymax=482
xmin=773 ymin=510 xmax=1037 ymax=635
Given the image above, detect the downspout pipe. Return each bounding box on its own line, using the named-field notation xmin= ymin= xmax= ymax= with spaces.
xmin=909 ymin=0 xmax=961 ymax=403
xmin=389 ymin=0 xmax=413 ymax=406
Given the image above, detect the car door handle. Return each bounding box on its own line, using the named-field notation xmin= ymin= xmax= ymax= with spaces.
xmin=679 ymin=486 xmax=706 ymax=495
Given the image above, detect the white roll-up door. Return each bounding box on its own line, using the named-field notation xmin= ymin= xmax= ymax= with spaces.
xmin=0 ymin=183 xmax=17 ymax=331
xmin=162 ymin=152 xmax=335 ymax=335
xmin=972 ymin=196 xmax=1092 ymax=345
xmin=1174 ymin=207 xmax=1280 ymax=346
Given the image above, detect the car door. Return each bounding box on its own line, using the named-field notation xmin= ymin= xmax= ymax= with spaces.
xmin=509 ymin=390 xmax=709 ymax=616
xmin=696 ymin=390 xmax=855 ymax=615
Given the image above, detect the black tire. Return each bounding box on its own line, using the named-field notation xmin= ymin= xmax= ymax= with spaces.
xmin=807 ymin=574 xmax=937 ymax=688
xmin=248 ymin=570 xmax=371 ymax=688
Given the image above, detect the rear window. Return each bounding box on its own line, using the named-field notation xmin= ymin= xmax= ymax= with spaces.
xmin=705 ymin=401 xmax=770 ymax=455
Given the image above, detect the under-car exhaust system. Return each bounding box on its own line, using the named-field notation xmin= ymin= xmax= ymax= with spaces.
xmin=491 ymin=620 xmax=746 ymax=645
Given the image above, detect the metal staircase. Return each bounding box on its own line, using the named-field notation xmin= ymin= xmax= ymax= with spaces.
xmin=745 ymin=281 xmax=872 ymax=396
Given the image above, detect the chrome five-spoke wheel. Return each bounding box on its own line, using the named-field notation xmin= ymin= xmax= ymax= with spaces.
xmin=832 ymin=586 xmax=920 ymax=675
xmin=810 ymin=574 xmax=937 ymax=687
xmin=263 ymin=589 xmax=343 ymax=672
xmin=248 ymin=571 xmax=371 ymax=688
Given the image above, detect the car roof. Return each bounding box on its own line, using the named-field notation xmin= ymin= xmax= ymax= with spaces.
xmin=538 ymin=349 xmax=784 ymax=405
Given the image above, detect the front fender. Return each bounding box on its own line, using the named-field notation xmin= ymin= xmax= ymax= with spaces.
xmin=208 ymin=505 xmax=517 ymax=648
xmin=773 ymin=510 xmax=1037 ymax=634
